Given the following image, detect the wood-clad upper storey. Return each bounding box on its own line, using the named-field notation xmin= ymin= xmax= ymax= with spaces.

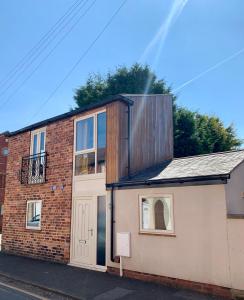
xmin=128 ymin=94 xmax=173 ymax=174
xmin=106 ymin=101 xmax=128 ymax=184
xmin=106 ymin=94 xmax=173 ymax=184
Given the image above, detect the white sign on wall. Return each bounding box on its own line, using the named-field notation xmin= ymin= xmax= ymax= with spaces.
xmin=116 ymin=232 xmax=131 ymax=257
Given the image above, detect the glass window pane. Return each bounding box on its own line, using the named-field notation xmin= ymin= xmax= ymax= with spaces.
xmin=40 ymin=132 xmax=45 ymax=152
xmin=97 ymin=112 xmax=106 ymax=173
xmin=27 ymin=201 xmax=41 ymax=228
xmin=97 ymin=112 xmax=106 ymax=148
xmin=32 ymin=134 xmax=38 ymax=155
xmin=141 ymin=197 xmax=172 ymax=231
xmin=75 ymin=152 xmax=95 ymax=175
xmin=97 ymin=196 xmax=106 ymax=266
xmin=76 ymin=117 xmax=94 ymax=151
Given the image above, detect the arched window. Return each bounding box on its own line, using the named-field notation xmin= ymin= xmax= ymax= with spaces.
xmin=154 ymin=200 xmax=166 ymax=230
xmin=140 ymin=195 xmax=174 ymax=234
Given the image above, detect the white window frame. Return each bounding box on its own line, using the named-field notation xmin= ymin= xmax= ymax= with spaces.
xmin=139 ymin=194 xmax=175 ymax=235
xmin=26 ymin=200 xmax=42 ymax=230
xmin=74 ymin=110 xmax=106 ymax=177
xmin=29 ymin=127 xmax=46 ymax=184
xmin=30 ymin=127 xmax=46 ymax=155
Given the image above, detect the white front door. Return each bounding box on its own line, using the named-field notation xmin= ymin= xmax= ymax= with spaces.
xmin=72 ymin=197 xmax=95 ymax=266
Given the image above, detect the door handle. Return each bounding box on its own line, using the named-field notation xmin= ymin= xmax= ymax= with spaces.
xmin=79 ymin=240 xmax=86 ymax=244
xmin=88 ymin=229 xmax=93 ymax=236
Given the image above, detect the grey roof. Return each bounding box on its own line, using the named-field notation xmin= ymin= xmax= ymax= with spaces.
xmin=111 ymin=150 xmax=244 ymax=187
xmin=6 ymin=94 xmax=133 ymax=137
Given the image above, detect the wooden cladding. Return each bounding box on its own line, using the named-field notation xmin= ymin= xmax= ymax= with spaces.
xmin=106 ymin=95 xmax=173 ymax=184
xmin=106 ymin=101 xmax=128 ymax=184
xmin=128 ymin=94 xmax=173 ymax=174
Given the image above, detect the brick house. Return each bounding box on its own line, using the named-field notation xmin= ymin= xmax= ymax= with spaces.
xmin=2 ymin=94 xmax=244 ymax=298
xmin=0 ymin=133 xmax=8 ymax=233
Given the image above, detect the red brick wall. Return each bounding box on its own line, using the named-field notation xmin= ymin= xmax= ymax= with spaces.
xmin=107 ymin=267 xmax=232 ymax=299
xmin=0 ymin=134 xmax=8 ymax=233
xmin=2 ymin=118 xmax=74 ymax=262
xmin=2 ymin=107 xmax=106 ymax=262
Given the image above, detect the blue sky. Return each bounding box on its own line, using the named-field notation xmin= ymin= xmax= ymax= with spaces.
xmin=0 ymin=0 xmax=244 ymax=141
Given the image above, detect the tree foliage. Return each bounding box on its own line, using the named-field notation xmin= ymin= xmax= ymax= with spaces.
xmin=74 ymin=64 xmax=242 ymax=157
xmin=74 ymin=64 xmax=171 ymax=107
xmin=173 ymin=108 xmax=241 ymax=157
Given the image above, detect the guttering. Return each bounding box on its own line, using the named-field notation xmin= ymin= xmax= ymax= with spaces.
xmin=6 ymin=95 xmax=133 ymax=137
xmin=110 ymin=100 xmax=133 ymax=263
xmin=127 ymin=103 xmax=131 ymax=178
xmin=106 ymin=174 xmax=230 ymax=189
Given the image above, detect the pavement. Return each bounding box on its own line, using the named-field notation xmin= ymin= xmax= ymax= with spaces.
xmin=0 ymin=252 xmax=226 ymax=300
xmin=0 ymin=284 xmax=36 ymax=300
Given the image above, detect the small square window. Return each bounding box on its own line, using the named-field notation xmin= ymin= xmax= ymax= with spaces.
xmin=140 ymin=195 xmax=174 ymax=234
xmin=26 ymin=200 xmax=42 ymax=230
xmin=2 ymin=148 xmax=8 ymax=156
xmin=0 ymin=204 xmax=4 ymax=215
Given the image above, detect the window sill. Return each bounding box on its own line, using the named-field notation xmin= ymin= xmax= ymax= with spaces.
xmin=26 ymin=227 xmax=41 ymax=231
xmin=139 ymin=231 xmax=176 ymax=237
xmin=74 ymin=173 xmax=105 ymax=181
xmin=227 ymin=214 xmax=244 ymax=219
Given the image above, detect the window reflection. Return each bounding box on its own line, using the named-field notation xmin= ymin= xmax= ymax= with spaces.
xmin=97 ymin=112 xmax=106 ymax=173
xmin=26 ymin=201 xmax=41 ymax=229
xmin=76 ymin=117 xmax=94 ymax=151
xmin=75 ymin=152 xmax=95 ymax=175
xmin=141 ymin=197 xmax=173 ymax=232
xmin=97 ymin=196 xmax=106 ymax=266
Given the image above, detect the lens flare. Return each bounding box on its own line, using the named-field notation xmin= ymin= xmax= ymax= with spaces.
xmin=173 ymin=47 xmax=244 ymax=93
xmin=127 ymin=0 xmax=188 ymax=159
xmin=140 ymin=0 xmax=188 ymax=65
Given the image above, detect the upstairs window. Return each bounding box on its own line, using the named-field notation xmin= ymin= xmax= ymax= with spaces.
xmin=140 ymin=195 xmax=174 ymax=234
xmin=28 ymin=128 xmax=46 ymax=183
xmin=31 ymin=130 xmax=45 ymax=155
xmin=75 ymin=111 xmax=106 ymax=176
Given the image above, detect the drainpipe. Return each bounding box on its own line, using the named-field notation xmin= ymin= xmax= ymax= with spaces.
xmin=110 ymin=185 xmax=115 ymax=262
xmin=127 ymin=103 xmax=131 ymax=178
xmin=110 ymin=103 xmax=131 ymax=263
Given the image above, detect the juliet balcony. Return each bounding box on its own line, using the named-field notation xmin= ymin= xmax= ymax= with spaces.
xmin=20 ymin=152 xmax=47 ymax=184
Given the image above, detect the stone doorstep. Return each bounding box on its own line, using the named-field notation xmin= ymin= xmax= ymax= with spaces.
xmin=0 ymin=272 xmax=81 ymax=300
xmin=107 ymin=266 xmax=234 ymax=300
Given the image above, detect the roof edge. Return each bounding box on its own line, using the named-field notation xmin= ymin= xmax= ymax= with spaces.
xmin=6 ymin=94 xmax=133 ymax=137
xmin=106 ymin=173 xmax=230 ymax=189
xmin=173 ymin=148 xmax=244 ymax=161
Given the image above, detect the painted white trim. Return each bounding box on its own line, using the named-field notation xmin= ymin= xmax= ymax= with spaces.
xmin=30 ymin=127 xmax=46 ymax=155
xmin=70 ymin=109 xmax=107 ymax=271
xmin=139 ymin=194 xmax=175 ymax=235
xmin=73 ymin=110 xmax=106 ymax=177
xmin=74 ymin=173 xmax=105 ymax=181
xmin=26 ymin=200 xmax=42 ymax=230
xmin=70 ymin=194 xmax=107 ymax=270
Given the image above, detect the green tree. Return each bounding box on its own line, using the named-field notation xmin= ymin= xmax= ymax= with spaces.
xmin=74 ymin=64 xmax=242 ymax=157
xmin=74 ymin=64 xmax=171 ymax=107
xmin=173 ymin=108 xmax=241 ymax=157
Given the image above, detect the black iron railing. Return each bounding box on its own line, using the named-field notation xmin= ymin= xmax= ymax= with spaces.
xmin=20 ymin=152 xmax=47 ymax=184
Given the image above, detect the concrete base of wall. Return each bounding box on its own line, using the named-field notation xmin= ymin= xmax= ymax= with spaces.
xmin=107 ymin=267 xmax=232 ymax=299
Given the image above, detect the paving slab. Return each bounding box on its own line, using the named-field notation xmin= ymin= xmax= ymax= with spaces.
xmin=0 ymin=252 xmax=225 ymax=300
